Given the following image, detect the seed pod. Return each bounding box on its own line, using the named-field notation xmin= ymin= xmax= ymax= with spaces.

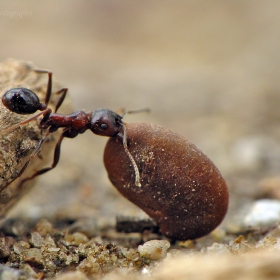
xmin=104 ymin=123 xmax=229 ymax=240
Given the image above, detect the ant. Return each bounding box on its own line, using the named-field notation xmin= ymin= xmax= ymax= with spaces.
xmin=0 ymin=69 xmax=142 ymax=192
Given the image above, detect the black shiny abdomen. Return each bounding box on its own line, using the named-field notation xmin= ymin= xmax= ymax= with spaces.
xmin=2 ymin=88 xmax=41 ymax=114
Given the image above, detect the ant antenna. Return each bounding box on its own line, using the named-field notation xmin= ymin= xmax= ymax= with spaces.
xmin=118 ymin=107 xmax=149 ymax=187
xmin=121 ymin=123 xmax=141 ymax=187
xmin=119 ymin=107 xmax=150 ymax=118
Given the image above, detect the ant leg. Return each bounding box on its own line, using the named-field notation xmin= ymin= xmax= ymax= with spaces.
xmin=54 ymin=88 xmax=68 ymax=113
xmin=17 ymin=132 xmax=50 ymax=178
xmin=20 ymin=128 xmax=71 ymax=185
xmin=0 ymin=108 xmax=51 ymax=135
xmin=34 ymin=69 xmax=53 ymax=106
xmin=0 ymin=130 xmax=51 ymax=192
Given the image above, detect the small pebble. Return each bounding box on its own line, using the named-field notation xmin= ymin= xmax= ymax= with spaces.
xmin=13 ymin=241 xmax=30 ymax=255
xmin=33 ymin=219 xmax=53 ymax=236
xmin=22 ymin=248 xmax=44 ymax=269
xmin=243 ymin=199 xmax=280 ymax=227
xmin=29 ymin=232 xmax=44 ymax=248
xmin=0 ymin=236 xmax=15 ymax=258
xmin=78 ymin=256 xmax=101 ymax=274
xmin=138 ymin=240 xmax=170 ymax=260
xmin=66 ymin=232 xmax=89 ymax=245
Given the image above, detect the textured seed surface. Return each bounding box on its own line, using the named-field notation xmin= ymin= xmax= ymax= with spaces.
xmin=104 ymin=122 xmax=229 ymax=240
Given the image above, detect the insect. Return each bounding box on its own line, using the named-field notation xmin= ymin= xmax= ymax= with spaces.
xmin=0 ymin=70 xmax=141 ymax=191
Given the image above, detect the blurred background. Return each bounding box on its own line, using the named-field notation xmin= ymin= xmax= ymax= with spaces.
xmin=1 ymin=1 xmax=280 ymax=228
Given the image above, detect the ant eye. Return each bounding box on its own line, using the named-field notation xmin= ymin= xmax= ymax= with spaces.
xmin=100 ymin=123 xmax=108 ymax=130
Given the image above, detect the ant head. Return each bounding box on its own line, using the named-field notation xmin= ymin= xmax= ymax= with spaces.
xmin=90 ymin=109 xmax=124 ymax=137
xmin=2 ymin=88 xmax=46 ymax=115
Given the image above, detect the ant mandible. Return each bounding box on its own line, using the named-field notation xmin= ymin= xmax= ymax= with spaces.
xmin=0 ymin=69 xmax=141 ymax=191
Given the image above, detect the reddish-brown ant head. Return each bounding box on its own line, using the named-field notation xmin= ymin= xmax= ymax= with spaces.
xmin=90 ymin=109 xmax=124 ymax=137
xmin=2 ymin=88 xmax=46 ymax=114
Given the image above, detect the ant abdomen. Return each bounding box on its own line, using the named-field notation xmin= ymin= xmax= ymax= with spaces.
xmin=2 ymin=88 xmax=46 ymax=115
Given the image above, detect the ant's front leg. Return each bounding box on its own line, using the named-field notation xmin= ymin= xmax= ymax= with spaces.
xmin=0 ymin=130 xmax=51 ymax=192
xmin=20 ymin=127 xmax=78 ymax=187
xmin=21 ymin=134 xmax=64 ymax=184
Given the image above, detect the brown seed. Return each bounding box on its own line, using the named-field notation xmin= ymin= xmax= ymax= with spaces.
xmin=104 ymin=122 xmax=229 ymax=240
